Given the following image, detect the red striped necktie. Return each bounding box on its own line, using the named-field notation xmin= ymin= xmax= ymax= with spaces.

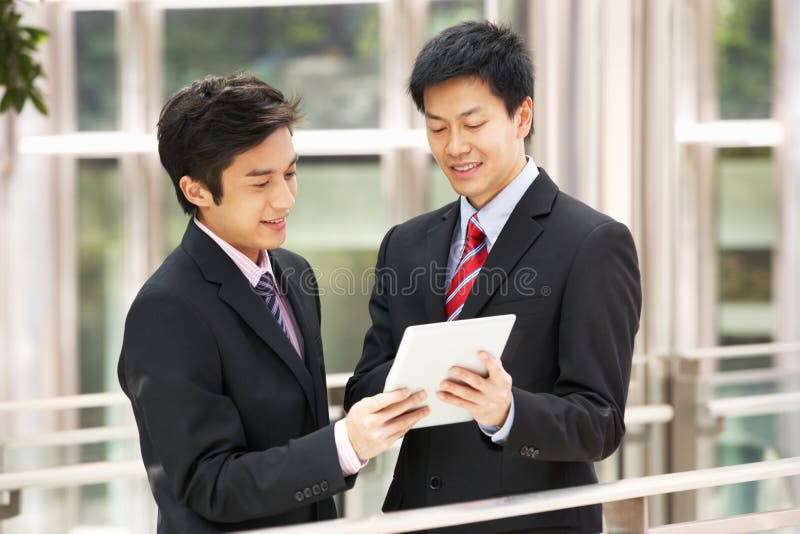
xmin=445 ymin=214 xmax=488 ymax=321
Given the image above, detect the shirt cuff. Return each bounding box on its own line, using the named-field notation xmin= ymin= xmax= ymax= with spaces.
xmin=478 ymin=396 xmax=515 ymax=445
xmin=334 ymin=419 xmax=368 ymax=476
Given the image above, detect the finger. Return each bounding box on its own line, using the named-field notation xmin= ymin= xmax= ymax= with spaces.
xmin=386 ymin=408 xmax=428 ymax=441
xmin=448 ymin=366 xmax=487 ymax=390
xmin=439 ymin=379 xmax=482 ymax=403
xmin=364 ymin=388 xmax=412 ymax=412
xmin=384 ymin=406 xmax=430 ymax=435
xmin=437 ymin=390 xmax=478 ymax=409
xmin=480 ymin=351 xmax=507 ymax=380
xmin=378 ymin=390 xmax=428 ymax=420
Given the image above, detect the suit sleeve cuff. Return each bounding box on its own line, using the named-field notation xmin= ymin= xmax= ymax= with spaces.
xmin=478 ymin=396 xmax=515 ymax=445
xmin=334 ymin=419 xmax=368 ymax=476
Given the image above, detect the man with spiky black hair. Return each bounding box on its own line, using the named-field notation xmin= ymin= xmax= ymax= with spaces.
xmin=346 ymin=22 xmax=642 ymax=533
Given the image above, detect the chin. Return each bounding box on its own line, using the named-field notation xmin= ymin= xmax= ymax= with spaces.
xmin=446 ymin=179 xmax=473 ymax=198
xmin=262 ymin=239 xmax=285 ymax=251
xmin=450 ymin=183 xmax=484 ymax=202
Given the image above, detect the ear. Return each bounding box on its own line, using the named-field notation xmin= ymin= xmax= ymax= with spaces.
xmin=178 ymin=176 xmax=212 ymax=210
xmin=515 ymin=97 xmax=533 ymax=139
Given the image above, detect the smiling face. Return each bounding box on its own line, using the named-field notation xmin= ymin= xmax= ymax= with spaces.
xmin=180 ymin=126 xmax=298 ymax=262
xmin=424 ymin=76 xmax=532 ymax=210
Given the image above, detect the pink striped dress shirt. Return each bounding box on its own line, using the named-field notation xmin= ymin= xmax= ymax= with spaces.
xmin=193 ymin=218 xmax=366 ymax=476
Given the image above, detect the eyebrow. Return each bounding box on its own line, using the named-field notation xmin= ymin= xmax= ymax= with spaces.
xmin=244 ymin=154 xmax=299 ymax=177
xmin=424 ymin=106 xmax=484 ymax=121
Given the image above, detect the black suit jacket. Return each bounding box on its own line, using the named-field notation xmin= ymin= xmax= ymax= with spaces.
xmin=344 ymin=169 xmax=642 ymax=533
xmin=118 ymin=221 xmax=354 ymax=533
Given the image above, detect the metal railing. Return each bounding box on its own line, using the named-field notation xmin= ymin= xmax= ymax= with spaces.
xmin=708 ymin=391 xmax=800 ymax=418
xmin=667 ymin=340 xmax=800 ymax=522
xmin=0 ymin=387 xmax=676 ymax=525
xmin=668 ymin=340 xmax=800 ymax=361
xmin=2 ymin=344 xmax=799 ymax=529
xmin=0 ymin=456 xmax=797 ymax=533
xmin=244 ymin=457 xmax=800 ymax=533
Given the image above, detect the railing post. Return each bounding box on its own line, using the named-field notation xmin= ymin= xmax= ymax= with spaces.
xmin=0 ymin=490 xmax=20 ymax=522
xmin=671 ymin=356 xmax=721 ymax=522
xmin=0 ymin=443 xmax=19 ymax=529
xmin=604 ymin=497 xmax=649 ymax=533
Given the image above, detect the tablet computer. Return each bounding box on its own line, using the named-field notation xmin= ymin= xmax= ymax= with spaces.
xmin=383 ymin=314 xmax=516 ymax=429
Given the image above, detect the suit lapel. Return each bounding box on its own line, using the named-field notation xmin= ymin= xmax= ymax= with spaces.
xmin=425 ymin=203 xmax=460 ymax=323
xmin=182 ymin=223 xmax=316 ymax=413
xmin=271 ymin=251 xmax=326 ymax=424
xmin=459 ymin=169 xmax=559 ymax=320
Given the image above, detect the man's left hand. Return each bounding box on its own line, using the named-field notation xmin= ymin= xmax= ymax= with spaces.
xmin=437 ymin=351 xmax=512 ymax=427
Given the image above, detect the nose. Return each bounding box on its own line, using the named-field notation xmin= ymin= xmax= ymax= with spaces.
xmin=271 ymin=177 xmax=295 ymax=211
xmin=445 ymin=130 xmax=470 ymax=158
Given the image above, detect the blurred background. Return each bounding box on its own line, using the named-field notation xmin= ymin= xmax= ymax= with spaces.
xmin=0 ymin=0 xmax=798 ymax=532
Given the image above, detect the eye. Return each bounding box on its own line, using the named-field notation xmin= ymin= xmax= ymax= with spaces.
xmin=429 ymin=126 xmax=446 ymax=134
xmin=466 ymin=122 xmax=487 ymax=130
xmin=285 ymin=171 xmax=297 ymax=179
xmin=253 ymin=181 xmax=269 ymax=188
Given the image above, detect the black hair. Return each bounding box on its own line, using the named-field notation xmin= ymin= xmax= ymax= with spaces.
xmin=157 ymin=72 xmax=301 ymax=215
xmin=409 ymin=21 xmax=534 ymax=119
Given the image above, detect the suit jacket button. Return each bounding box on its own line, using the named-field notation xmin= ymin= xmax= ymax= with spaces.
xmin=429 ymin=475 xmax=442 ymax=490
xmin=294 ymin=491 xmax=304 ymax=502
xmin=312 ymin=484 xmax=321 ymax=495
xmin=304 ymin=487 xmax=312 ymax=498
xmin=320 ymin=480 xmax=329 ymax=492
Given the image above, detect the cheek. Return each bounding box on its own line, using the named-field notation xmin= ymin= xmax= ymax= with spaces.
xmin=478 ymin=135 xmax=508 ymax=163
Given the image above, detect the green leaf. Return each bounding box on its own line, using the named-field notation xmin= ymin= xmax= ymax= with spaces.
xmin=29 ymin=87 xmax=47 ymax=115
xmin=22 ymin=27 xmax=48 ymax=44
xmin=19 ymin=53 xmax=33 ymax=79
xmin=0 ymin=91 xmax=14 ymax=113
xmin=0 ymin=3 xmax=49 ymax=117
xmin=11 ymin=88 xmax=25 ymax=112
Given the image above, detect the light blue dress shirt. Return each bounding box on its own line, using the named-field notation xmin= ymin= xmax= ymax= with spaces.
xmin=445 ymin=155 xmax=539 ymax=444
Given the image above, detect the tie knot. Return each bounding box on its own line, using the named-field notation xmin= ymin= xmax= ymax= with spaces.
xmin=254 ymin=271 xmax=278 ymax=297
xmin=466 ymin=214 xmax=486 ymax=243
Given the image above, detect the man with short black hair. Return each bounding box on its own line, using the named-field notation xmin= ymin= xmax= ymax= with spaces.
xmin=119 ymin=73 xmax=429 ymax=533
xmin=345 ymin=22 xmax=642 ymax=533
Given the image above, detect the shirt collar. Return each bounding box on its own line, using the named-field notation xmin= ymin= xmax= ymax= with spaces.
xmin=458 ymin=156 xmax=540 ymax=247
xmin=193 ymin=217 xmax=274 ymax=287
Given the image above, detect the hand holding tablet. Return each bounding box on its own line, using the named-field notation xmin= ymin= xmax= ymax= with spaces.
xmin=383 ymin=315 xmax=517 ymax=429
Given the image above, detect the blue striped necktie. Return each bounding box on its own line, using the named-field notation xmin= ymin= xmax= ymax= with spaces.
xmin=253 ymin=271 xmax=290 ymax=338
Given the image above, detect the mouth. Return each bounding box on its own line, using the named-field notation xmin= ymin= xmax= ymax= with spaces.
xmin=450 ymin=162 xmax=482 ymax=177
xmin=261 ymin=216 xmax=287 ymax=229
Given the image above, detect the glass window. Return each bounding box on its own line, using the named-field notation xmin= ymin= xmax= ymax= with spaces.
xmin=427 ymin=0 xmax=483 ymax=38
xmin=77 ymin=158 xmax=135 ymax=530
xmin=498 ymin=0 xmax=530 ymax=38
xmin=286 ymin=156 xmax=384 ymax=373
xmin=713 ymin=146 xmax=784 ymax=517
xmin=715 ymin=0 xmax=774 ymax=119
xmin=287 ymin=156 xmax=384 ymax=249
xmin=75 ymin=11 xmax=118 ymax=130
xmin=163 ymin=5 xmax=381 ymax=129
xmin=78 ymin=159 xmax=124 ymax=399
xmin=715 ymin=147 xmax=776 ymax=342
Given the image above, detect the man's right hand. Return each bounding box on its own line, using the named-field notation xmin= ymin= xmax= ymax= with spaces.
xmin=345 ymin=388 xmax=429 ymax=461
